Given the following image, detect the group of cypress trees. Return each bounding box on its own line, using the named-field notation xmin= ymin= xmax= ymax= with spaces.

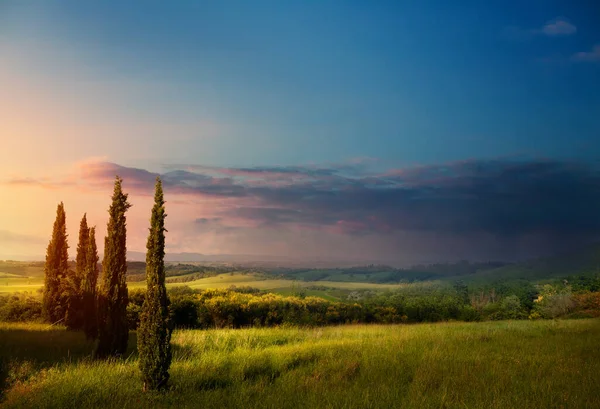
xmin=41 ymin=176 xmax=172 ymax=390
xmin=42 ymin=204 xmax=99 ymax=333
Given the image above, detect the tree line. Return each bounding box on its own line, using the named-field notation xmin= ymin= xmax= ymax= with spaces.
xmin=4 ymin=279 xmax=599 ymax=329
xmin=41 ymin=176 xmax=171 ymax=391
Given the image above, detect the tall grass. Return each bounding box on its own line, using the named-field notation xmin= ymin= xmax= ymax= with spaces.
xmin=1 ymin=320 xmax=599 ymax=408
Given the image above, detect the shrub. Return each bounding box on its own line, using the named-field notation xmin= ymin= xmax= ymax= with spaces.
xmin=531 ymin=285 xmax=576 ymax=319
xmin=458 ymin=305 xmax=481 ymax=322
xmin=0 ymin=295 xmax=42 ymax=322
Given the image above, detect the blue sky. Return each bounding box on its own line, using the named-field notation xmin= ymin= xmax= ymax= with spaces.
xmin=0 ymin=1 xmax=599 ymax=262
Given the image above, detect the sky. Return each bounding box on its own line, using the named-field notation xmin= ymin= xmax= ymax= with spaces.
xmin=0 ymin=1 xmax=599 ymax=264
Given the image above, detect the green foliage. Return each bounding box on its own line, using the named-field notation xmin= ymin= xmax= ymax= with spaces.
xmin=124 ymin=287 xmax=474 ymax=329
xmin=458 ymin=305 xmax=481 ymax=322
xmin=564 ymin=274 xmax=600 ymax=293
xmin=138 ymin=178 xmax=172 ymax=390
xmin=42 ymin=203 xmax=70 ymax=324
xmin=82 ymin=227 xmax=99 ymax=340
xmin=64 ymin=214 xmax=89 ymax=330
xmin=96 ymin=176 xmax=132 ymax=358
xmin=453 ymin=280 xmax=469 ymax=304
xmin=486 ymin=295 xmax=527 ymax=320
xmin=0 ymin=295 xmax=42 ymax=322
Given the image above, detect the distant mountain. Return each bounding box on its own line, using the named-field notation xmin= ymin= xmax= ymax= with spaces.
xmin=127 ymin=251 xmax=404 ymax=268
xmin=0 ymin=254 xmax=45 ymax=262
xmin=127 ymin=251 xmax=300 ymax=264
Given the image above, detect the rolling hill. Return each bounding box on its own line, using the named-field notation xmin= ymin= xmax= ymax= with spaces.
xmin=466 ymin=243 xmax=600 ymax=283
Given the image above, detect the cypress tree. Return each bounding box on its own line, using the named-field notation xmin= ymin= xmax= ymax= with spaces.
xmin=42 ymin=202 xmax=70 ymax=324
xmin=82 ymin=227 xmax=99 ymax=340
xmin=96 ymin=176 xmax=132 ymax=358
xmin=65 ymin=214 xmax=89 ymax=329
xmin=138 ymin=177 xmax=172 ymax=390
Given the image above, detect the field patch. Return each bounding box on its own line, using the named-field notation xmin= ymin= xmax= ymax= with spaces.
xmin=0 ymin=277 xmax=44 ymax=294
xmin=129 ymin=273 xmax=409 ymax=293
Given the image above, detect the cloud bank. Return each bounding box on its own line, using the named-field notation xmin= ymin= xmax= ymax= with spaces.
xmin=5 ymin=158 xmax=600 ymax=263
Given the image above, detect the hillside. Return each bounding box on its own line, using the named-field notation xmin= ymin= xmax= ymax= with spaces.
xmin=467 ymin=243 xmax=600 ymax=283
xmin=3 ymin=243 xmax=600 ymax=296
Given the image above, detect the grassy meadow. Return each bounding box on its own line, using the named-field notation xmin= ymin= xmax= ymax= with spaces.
xmin=1 ymin=319 xmax=599 ymax=408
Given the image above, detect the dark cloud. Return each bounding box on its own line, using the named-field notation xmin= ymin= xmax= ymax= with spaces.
xmin=81 ymin=162 xmax=159 ymax=191
xmin=12 ymin=158 xmax=599 ymax=261
xmin=195 ymin=217 xmax=223 ymax=224
xmin=86 ymin=159 xmax=600 ymax=242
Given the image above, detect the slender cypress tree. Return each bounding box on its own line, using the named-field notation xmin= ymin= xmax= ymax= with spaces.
xmin=42 ymin=202 xmax=70 ymax=323
xmin=96 ymin=176 xmax=132 ymax=358
xmin=65 ymin=214 xmax=89 ymax=329
xmin=82 ymin=227 xmax=99 ymax=339
xmin=138 ymin=177 xmax=172 ymax=390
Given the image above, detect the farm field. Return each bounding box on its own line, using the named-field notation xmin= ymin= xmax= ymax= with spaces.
xmin=1 ymin=319 xmax=599 ymax=408
xmin=1 ymin=271 xmax=410 ymax=298
xmin=0 ymin=277 xmax=44 ymax=294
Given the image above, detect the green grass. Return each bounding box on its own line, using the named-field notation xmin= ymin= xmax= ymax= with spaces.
xmin=1 ymin=319 xmax=599 ymax=408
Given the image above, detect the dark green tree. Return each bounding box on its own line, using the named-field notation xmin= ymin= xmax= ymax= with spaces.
xmin=453 ymin=280 xmax=470 ymax=305
xmin=82 ymin=226 xmax=99 ymax=339
xmin=96 ymin=176 xmax=132 ymax=358
xmin=42 ymin=202 xmax=70 ymax=323
xmin=138 ymin=177 xmax=172 ymax=390
xmin=65 ymin=214 xmax=89 ymax=329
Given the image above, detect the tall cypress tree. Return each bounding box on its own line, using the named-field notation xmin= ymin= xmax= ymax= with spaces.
xmin=42 ymin=202 xmax=70 ymax=323
xmin=82 ymin=226 xmax=99 ymax=340
xmin=96 ymin=176 xmax=132 ymax=358
xmin=138 ymin=177 xmax=172 ymax=390
xmin=65 ymin=214 xmax=89 ymax=329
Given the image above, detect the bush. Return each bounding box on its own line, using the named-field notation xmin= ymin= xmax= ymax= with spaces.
xmin=170 ymin=296 xmax=199 ymax=328
xmin=126 ymin=289 xmax=146 ymax=329
xmin=458 ymin=305 xmax=481 ymax=322
xmin=531 ymin=285 xmax=575 ymax=319
xmin=3 ymin=286 xmax=599 ymax=328
xmin=0 ymin=295 xmax=42 ymax=322
xmin=573 ymin=291 xmax=600 ymax=311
